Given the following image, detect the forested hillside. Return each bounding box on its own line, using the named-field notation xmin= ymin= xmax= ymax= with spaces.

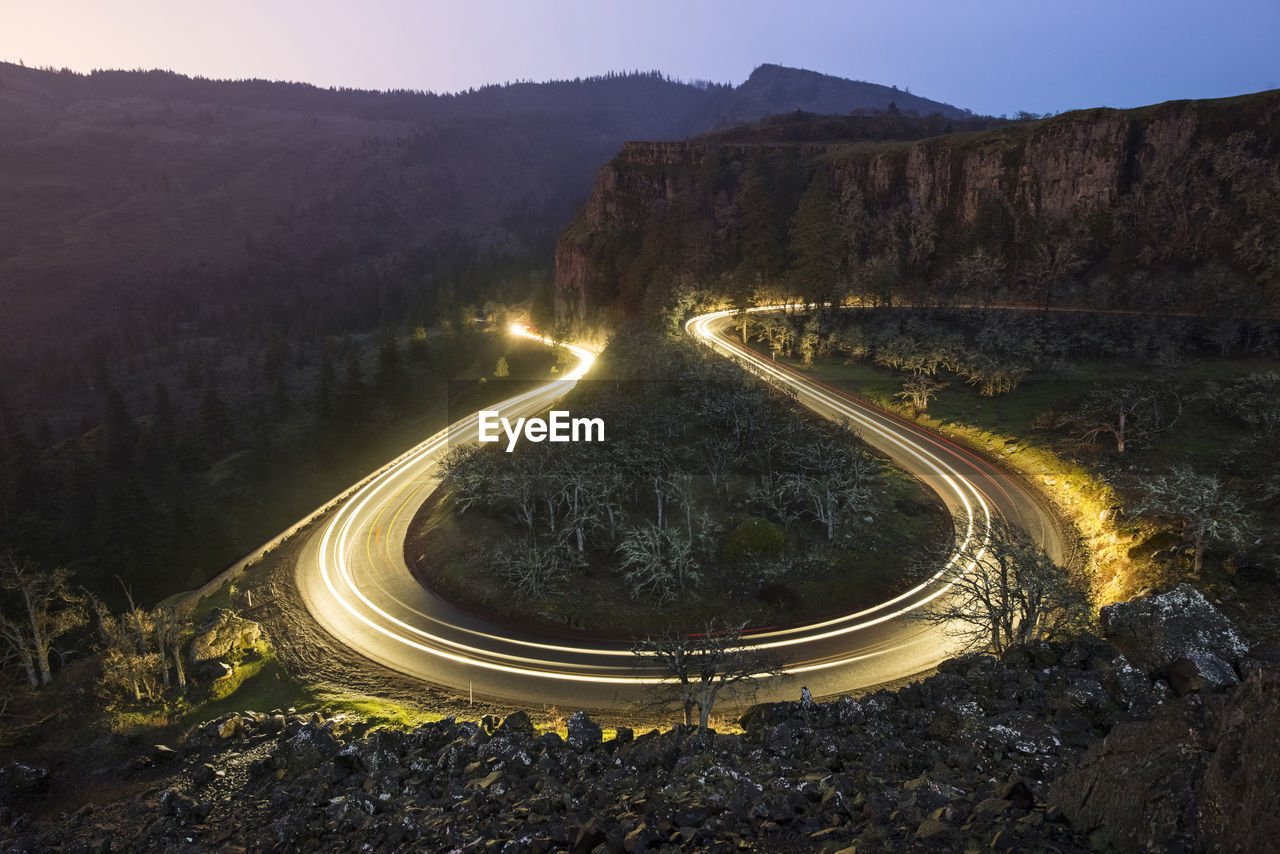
xmin=0 ymin=59 xmax=968 ymax=604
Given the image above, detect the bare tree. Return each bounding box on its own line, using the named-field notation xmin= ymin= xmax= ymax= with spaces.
xmin=1133 ymin=465 xmax=1251 ymax=578
xmin=632 ymin=621 xmax=783 ymax=738
xmin=914 ymin=517 xmax=1090 ymax=655
xmin=0 ymin=554 xmax=86 ymax=687
xmin=1064 ymin=383 xmax=1174 ymax=454
xmin=896 ymin=375 xmax=945 ymax=415
xmin=155 ymin=607 xmax=188 ymax=690
xmin=87 ymin=594 xmax=141 ymax=702
xmin=782 ymin=442 xmax=877 ymax=541
xmin=491 ymin=541 xmax=574 ymax=598
xmin=693 ymin=434 xmax=741 ymax=491
xmin=617 ymin=524 xmax=699 ymax=601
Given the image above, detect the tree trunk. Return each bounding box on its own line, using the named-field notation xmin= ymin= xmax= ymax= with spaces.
xmin=1117 ymin=412 xmax=1126 ymax=453
xmin=698 ymin=682 xmax=713 ymax=736
xmin=131 ymin=609 xmax=147 ymax=656
xmin=174 ymin=638 xmax=186 ymax=690
xmin=1192 ymin=536 xmax=1205 ymax=578
xmin=16 ymin=644 xmax=39 ymax=688
xmin=22 ymin=589 xmax=52 ymax=686
xmin=154 ymin=619 xmax=171 ymax=689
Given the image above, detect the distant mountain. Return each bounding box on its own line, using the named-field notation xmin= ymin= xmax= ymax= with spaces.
xmin=715 ymin=64 xmax=969 ymax=126
xmin=0 ymin=62 xmax=970 ymax=372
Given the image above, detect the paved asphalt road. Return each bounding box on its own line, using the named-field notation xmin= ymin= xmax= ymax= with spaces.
xmin=295 ymin=313 xmax=1065 ymax=711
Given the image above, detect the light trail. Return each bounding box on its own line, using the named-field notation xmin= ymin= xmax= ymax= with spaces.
xmin=296 ymin=311 xmax=1059 ymax=704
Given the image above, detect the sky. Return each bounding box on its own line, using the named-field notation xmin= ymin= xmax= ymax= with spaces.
xmin=3 ymin=0 xmax=1277 ymax=116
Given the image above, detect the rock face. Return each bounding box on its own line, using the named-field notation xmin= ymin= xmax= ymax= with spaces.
xmin=1052 ymin=668 xmax=1280 ymax=853
xmin=188 ymin=608 xmax=261 ymax=666
xmin=554 ymin=90 xmax=1280 ymax=321
xmin=1100 ymin=584 xmax=1249 ymax=674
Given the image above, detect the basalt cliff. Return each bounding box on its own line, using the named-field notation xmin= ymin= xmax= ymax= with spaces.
xmin=555 ymin=92 xmax=1280 ymax=323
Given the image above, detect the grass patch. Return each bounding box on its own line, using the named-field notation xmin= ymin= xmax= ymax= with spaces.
xmin=793 ymin=348 xmax=1280 ymax=607
xmin=170 ymin=643 xmax=442 ymax=733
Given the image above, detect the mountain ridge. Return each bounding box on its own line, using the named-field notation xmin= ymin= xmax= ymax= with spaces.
xmin=0 ymin=60 xmax=969 ymax=370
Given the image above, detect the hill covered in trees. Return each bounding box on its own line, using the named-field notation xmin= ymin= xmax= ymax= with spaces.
xmin=0 ymin=60 xmax=969 ymax=604
xmin=555 ymin=90 xmax=1280 ymax=323
xmin=0 ymin=60 xmax=966 ymax=377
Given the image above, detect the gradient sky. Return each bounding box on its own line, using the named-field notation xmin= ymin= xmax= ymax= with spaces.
xmin=4 ymin=0 xmax=1277 ymax=116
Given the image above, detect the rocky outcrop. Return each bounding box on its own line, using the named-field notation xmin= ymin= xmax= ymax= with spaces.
xmin=3 ymin=588 xmax=1275 ymax=853
xmin=188 ymin=608 xmax=262 ymax=666
xmin=1052 ymin=667 xmax=1280 ymax=853
xmin=1101 ymin=583 xmax=1249 ymax=683
xmin=556 ymin=90 xmax=1280 ymax=321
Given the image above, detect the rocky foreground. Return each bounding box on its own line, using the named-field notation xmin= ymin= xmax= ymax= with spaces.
xmin=2 ymin=585 xmax=1278 ymax=853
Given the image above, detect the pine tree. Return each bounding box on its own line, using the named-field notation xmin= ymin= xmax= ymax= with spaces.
xmin=737 ymin=157 xmax=787 ymax=288
xmin=788 ymin=173 xmax=845 ymax=303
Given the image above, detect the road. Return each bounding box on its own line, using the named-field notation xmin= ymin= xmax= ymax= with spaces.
xmin=295 ymin=313 xmax=1066 ymax=711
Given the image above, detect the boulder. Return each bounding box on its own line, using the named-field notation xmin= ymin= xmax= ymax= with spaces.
xmin=189 ymin=608 xmax=262 ymax=666
xmin=1051 ymin=666 xmax=1280 ymax=853
xmin=196 ymin=659 xmax=234 ymax=681
xmin=0 ymin=762 xmax=50 ymax=804
xmin=1163 ymin=652 xmax=1238 ymax=697
xmin=497 ymin=710 xmax=535 ymax=739
xmin=1099 ymin=584 xmax=1247 ymax=674
xmin=565 ymin=711 xmax=602 ymax=750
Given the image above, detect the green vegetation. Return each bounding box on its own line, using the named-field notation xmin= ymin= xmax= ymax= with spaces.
xmin=0 ymin=321 xmax=555 ymax=606
xmin=410 ymin=329 xmax=947 ymax=634
xmin=753 ymin=307 xmax=1280 ymax=631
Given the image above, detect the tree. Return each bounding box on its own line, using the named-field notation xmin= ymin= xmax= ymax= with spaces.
xmin=1063 ymin=383 xmax=1173 ymax=453
xmin=736 ymin=156 xmax=787 ymax=288
xmin=617 ymin=524 xmax=699 ymax=601
xmin=788 ymin=174 xmax=844 ymax=303
xmin=0 ymin=554 xmax=86 ymax=687
xmin=632 ymin=621 xmax=783 ymax=738
xmin=896 ymin=375 xmax=945 ymax=415
xmin=491 ymin=541 xmax=573 ymax=597
xmin=782 ymin=441 xmax=877 ymax=541
xmin=1133 ymin=465 xmax=1251 ymax=578
xmin=915 ymin=517 xmax=1089 ymax=655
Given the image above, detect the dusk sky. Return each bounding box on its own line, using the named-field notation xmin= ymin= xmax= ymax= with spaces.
xmin=4 ymin=0 xmax=1277 ymax=116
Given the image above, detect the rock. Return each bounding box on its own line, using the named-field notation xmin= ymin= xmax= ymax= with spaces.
xmin=996 ymin=778 xmax=1036 ymax=810
xmin=278 ymin=724 xmax=342 ymax=773
xmin=159 ymin=789 xmax=210 ymax=825
xmin=1163 ymin=653 xmax=1238 ymax=696
xmin=1052 ymin=666 xmax=1280 ymax=852
xmin=623 ymin=823 xmax=659 ymax=852
xmin=914 ymin=817 xmax=951 ymax=839
xmin=191 ymin=763 xmax=218 ymax=785
xmin=196 ymin=659 xmax=234 ymax=681
xmin=218 ymin=715 xmax=242 ymax=739
xmin=571 ymin=818 xmax=607 ymax=853
xmin=150 ymin=744 xmax=179 ymax=764
xmin=0 ymin=763 xmax=50 ymax=804
xmin=565 ymin=711 xmax=602 ymax=750
xmin=189 ymin=608 xmax=262 ymax=666
xmin=1238 ymin=641 xmax=1280 ymax=680
xmin=1100 ymin=584 xmax=1248 ymax=674
xmin=497 ymin=710 xmax=535 ymax=739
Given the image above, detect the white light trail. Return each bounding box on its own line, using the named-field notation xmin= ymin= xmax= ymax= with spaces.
xmin=306 ymin=313 xmax=996 ymax=686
